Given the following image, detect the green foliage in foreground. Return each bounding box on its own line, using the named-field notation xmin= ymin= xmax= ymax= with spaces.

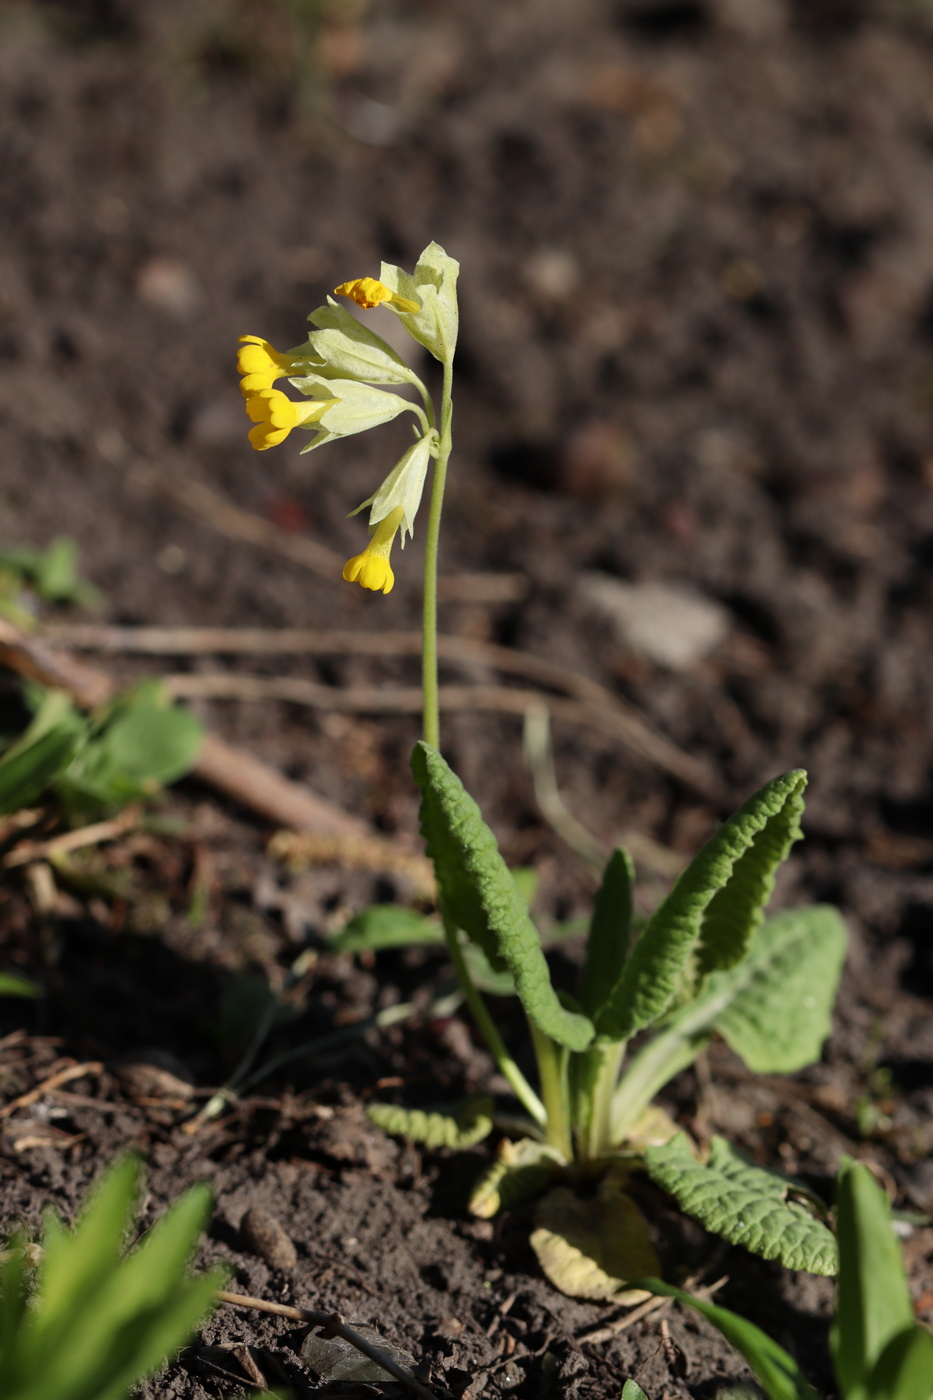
xmin=354 ymin=742 xmax=847 ymax=1280
xmin=0 ymin=537 xmax=103 ymax=625
xmin=626 ymin=1161 xmax=933 ymax=1400
xmin=0 ymin=682 xmax=203 ymax=821
xmin=0 ymin=1155 xmax=223 ymax=1400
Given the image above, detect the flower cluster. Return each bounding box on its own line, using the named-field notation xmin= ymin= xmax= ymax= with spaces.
xmin=238 ymin=243 xmax=459 ymax=594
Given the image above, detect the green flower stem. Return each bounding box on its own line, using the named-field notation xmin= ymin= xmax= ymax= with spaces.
xmin=443 ymin=918 xmax=546 ymax=1127
xmin=529 ymin=1022 xmax=572 ymax=1160
xmin=421 ymin=356 xmax=453 ymax=750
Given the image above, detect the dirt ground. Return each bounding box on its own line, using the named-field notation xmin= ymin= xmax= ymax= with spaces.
xmin=0 ymin=0 xmax=932 ymax=1395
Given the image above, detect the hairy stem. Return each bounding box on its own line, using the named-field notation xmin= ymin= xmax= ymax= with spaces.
xmin=421 ymin=357 xmax=453 ymax=750
xmin=443 ymin=918 xmax=546 ymax=1126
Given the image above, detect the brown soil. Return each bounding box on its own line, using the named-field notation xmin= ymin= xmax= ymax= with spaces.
xmin=0 ymin=0 xmax=932 ymax=1395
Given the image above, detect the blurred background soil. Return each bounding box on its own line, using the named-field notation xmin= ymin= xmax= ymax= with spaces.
xmin=0 ymin=0 xmax=932 ymax=1394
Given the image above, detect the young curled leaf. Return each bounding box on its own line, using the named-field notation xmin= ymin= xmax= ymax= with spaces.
xmin=468 ymin=1137 xmax=563 ymax=1219
xmin=366 ymin=1097 xmax=493 ymax=1151
xmin=596 ymin=770 xmax=807 ymax=1042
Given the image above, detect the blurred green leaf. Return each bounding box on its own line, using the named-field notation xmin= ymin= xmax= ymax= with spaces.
xmin=832 ymin=1159 xmax=916 ymax=1398
xmin=330 ymin=904 xmax=444 ymax=953
xmin=0 ymin=974 xmax=39 ymax=999
xmin=0 ymin=537 xmax=102 ymax=610
xmin=0 ymin=692 xmax=87 ymax=814
xmin=0 ymin=1154 xmax=223 ymax=1400
xmin=57 ymin=682 xmax=203 ymax=817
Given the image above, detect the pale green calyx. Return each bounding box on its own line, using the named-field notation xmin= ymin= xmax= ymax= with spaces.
xmin=287 ymin=374 xmax=419 ymax=453
xmin=349 ymin=430 xmax=439 ymax=543
xmin=377 ymin=242 xmax=460 ymax=363
xmin=306 ymin=299 xmax=419 ymax=386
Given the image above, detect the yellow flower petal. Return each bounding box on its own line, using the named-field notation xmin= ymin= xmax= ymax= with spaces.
xmin=342 ymin=505 xmax=404 ymax=594
xmin=334 ymin=277 xmax=420 ymax=315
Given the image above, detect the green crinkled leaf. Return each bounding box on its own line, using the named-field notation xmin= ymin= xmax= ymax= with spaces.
xmin=631 ymin=1279 xmax=818 ymax=1400
xmin=581 ymin=848 xmax=634 ymax=1019
xmin=596 ymin=771 xmax=807 ymax=1041
xmin=610 ymin=905 xmax=845 ymax=1142
xmin=696 ymin=777 xmax=806 ymax=980
xmin=366 ymin=1097 xmax=493 ymax=1150
xmin=411 ymin=743 xmax=593 ymax=1052
xmin=644 ymin=1134 xmax=838 ymax=1275
xmin=832 ymin=1159 xmax=917 ymax=1399
xmin=710 ymin=905 xmax=846 ymax=1073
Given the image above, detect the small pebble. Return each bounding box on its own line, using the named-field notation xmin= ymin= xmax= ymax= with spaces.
xmin=301 ymin=1323 xmax=414 ymax=1383
xmin=238 ymin=1207 xmax=298 ymax=1271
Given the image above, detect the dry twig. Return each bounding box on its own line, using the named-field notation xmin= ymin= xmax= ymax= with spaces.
xmin=0 ymin=1061 xmax=103 ymax=1118
xmin=163 ymin=673 xmax=719 ymax=797
xmin=267 ymin=830 xmax=435 ymax=898
xmin=3 ymin=808 xmax=141 ymax=868
xmin=49 ymin=624 xmax=721 ymax=798
xmin=215 ymin=1289 xmax=438 ymax=1400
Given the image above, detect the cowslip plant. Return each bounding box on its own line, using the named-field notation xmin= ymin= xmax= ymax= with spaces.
xmin=626 ymin=1159 xmax=933 ymax=1400
xmin=0 ymin=1154 xmax=223 ymax=1400
xmin=239 ymin=244 xmax=848 ymax=1296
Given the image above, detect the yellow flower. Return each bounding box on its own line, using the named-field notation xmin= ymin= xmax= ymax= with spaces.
xmin=237 ymin=335 xmax=298 ymax=396
xmin=244 ymin=389 xmax=327 ymax=451
xmin=342 ymin=506 xmax=405 ymax=595
xmin=334 ymin=277 xmax=420 ymax=315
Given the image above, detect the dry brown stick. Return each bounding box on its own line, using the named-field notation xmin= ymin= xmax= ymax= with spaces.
xmin=578 ymin=1293 xmax=672 ymax=1345
xmin=267 ymin=831 xmax=435 ymax=898
xmin=0 ymin=1061 xmax=103 ymax=1118
xmin=215 ymin=1290 xmax=438 ymax=1400
xmin=3 ymin=808 xmax=141 ymax=868
xmin=577 ymin=1274 xmax=727 ymax=1346
xmin=49 ymin=624 xmax=623 ymax=709
xmin=165 ymin=673 xmax=720 ymax=797
xmin=49 ymin=623 xmax=721 ymax=797
xmin=0 ymin=617 xmax=366 ymax=837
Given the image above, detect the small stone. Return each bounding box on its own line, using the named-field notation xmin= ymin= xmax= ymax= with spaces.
xmin=238 ymin=1207 xmax=298 ymax=1271
xmin=301 ymin=1323 xmax=415 ymax=1383
xmin=499 ymin=1360 xmax=524 ymax=1389
xmin=579 ymin=574 xmax=730 ymax=670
